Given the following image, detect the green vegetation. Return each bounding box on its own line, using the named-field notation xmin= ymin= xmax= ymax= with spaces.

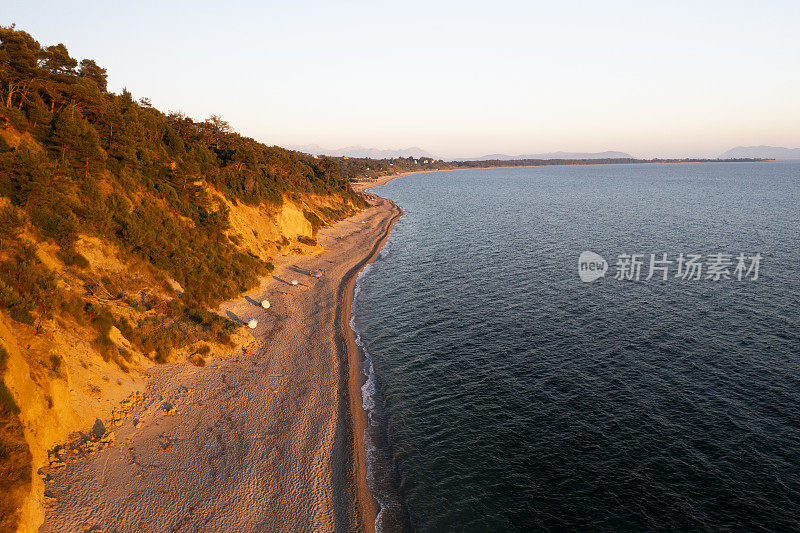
xmin=0 ymin=25 xmax=366 ymax=532
xmin=0 ymin=25 xmax=364 ymax=313
xmin=0 ymin=238 xmax=60 ymax=326
xmin=0 ymin=347 xmax=18 ymax=415
xmin=114 ymin=302 xmax=238 ymax=362
xmin=336 ymin=155 xmax=449 ymax=180
xmin=331 ymin=151 xmax=766 ymax=183
xmin=303 ymin=209 xmax=324 ymax=234
xmin=0 ymin=344 xmax=32 ymax=532
xmin=0 ymin=381 xmax=18 ymax=416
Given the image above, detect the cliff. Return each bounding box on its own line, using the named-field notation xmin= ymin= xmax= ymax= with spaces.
xmin=0 ymin=26 xmax=365 ymax=531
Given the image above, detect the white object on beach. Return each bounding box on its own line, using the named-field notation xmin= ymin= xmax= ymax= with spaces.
xmin=261 ymin=300 xmax=270 ymax=309
xmin=290 ymin=279 xmax=299 ymax=285
xmin=248 ymin=319 xmax=258 ymax=329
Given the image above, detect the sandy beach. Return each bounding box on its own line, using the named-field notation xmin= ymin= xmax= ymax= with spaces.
xmin=40 ymin=194 xmax=403 ymax=532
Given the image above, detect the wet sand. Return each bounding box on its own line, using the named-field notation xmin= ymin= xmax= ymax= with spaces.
xmin=41 ymin=196 xmax=403 ymax=532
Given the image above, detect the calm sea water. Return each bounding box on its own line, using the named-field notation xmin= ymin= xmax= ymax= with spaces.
xmin=352 ymin=162 xmax=800 ymax=532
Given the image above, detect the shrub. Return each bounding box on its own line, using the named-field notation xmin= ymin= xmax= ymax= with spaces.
xmin=30 ymin=205 xmax=78 ymax=248
xmin=0 ymin=205 xmax=23 ymax=246
xmin=61 ymin=295 xmax=86 ymax=322
xmin=59 ymin=249 xmax=90 ymax=268
xmin=8 ymin=307 xmax=34 ymax=326
xmin=0 ymin=136 xmax=12 ymax=154
xmin=64 ymin=252 xmax=89 ymax=268
xmin=84 ymin=302 xmax=113 ymax=336
xmin=154 ymin=346 xmax=171 ymax=364
xmin=93 ymin=335 xmax=114 ymax=362
xmin=100 ymin=275 xmax=120 ymax=297
xmin=49 ymin=354 xmax=62 ymax=374
xmin=0 ymin=244 xmax=59 ymax=322
xmin=303 ymin=210 xmax=323 ymax=234
xmin=0 ymin=383 xmax=19 ymax=416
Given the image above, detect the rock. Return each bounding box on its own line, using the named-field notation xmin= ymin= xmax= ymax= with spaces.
xmin=100 ymin=431 xmax=115 ymax=445
xmin=162 ymin=402 xmax=176 ymax=415
xmin=92 ymin=418 xmax=106 ymax=439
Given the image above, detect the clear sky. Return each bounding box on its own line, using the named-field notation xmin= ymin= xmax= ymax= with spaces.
xmin=5 ymin=0 xmax=799 ymax=159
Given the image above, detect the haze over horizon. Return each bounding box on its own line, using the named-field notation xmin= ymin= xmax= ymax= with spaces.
xmin=5 ymin=0 xmax=799 ymax=159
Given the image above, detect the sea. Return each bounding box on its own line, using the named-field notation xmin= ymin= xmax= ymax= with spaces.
xmin=350 ymin=162 xmax=800 ymax=532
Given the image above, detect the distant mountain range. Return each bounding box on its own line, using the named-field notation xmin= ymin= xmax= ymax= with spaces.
xmin=289 ymin=144 xmax=800 ymax=162
xmin=289 ymin=144 xmax=438 ymax=159
xmin=289 ymin=146 xmax=638 ymax=161
xmin=719 ymin=146 xmax=800 ymax=159
xmin=462 ymin=151 xmax=634 ymax=161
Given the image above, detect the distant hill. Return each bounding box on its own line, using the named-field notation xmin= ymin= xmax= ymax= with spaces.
xmin=464 ymin=151 xmax=633 ymax=161
xmin=292 ymin=147 xmax=636 ymax=162
xmin=720 ymin=146 xmax=800 ymax=159
xmin=291 ymin=144 xmax=438 ymax=160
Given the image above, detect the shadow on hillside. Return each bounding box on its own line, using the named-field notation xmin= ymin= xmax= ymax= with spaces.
xmin=226 ymin=310 xmax=243 ymax=324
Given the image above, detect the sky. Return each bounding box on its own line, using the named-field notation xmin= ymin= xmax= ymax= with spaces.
xmin=4 ymin=0 xmax=800 ymax=159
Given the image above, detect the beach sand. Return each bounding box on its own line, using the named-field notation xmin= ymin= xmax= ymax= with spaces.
xmin=40 ymin=195 xmax=403 ymax=532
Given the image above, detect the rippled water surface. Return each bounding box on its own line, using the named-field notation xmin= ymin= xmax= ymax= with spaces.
xmin=353 ymin=162 xmax=800 ymax=532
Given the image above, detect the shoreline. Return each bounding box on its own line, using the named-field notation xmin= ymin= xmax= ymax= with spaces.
xmin=336 ymin=197 xmax=404 ymax=532
xmin=349 ymin=158 xmax=774 ymax=191
xmin=40 ymin=194 xmax=406 ymax=532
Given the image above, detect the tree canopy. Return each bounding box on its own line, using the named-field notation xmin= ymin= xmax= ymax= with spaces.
xmin=0 ymin=25 xmax=365 ymax=309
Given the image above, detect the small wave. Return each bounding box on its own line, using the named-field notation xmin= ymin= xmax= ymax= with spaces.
xmin=352 ymin=262 xmax=373 ymax=300
xmin=350 ymin=248 xmax=387 ymax=531
xmin=379 ymin=239 xmax=391 ymax=258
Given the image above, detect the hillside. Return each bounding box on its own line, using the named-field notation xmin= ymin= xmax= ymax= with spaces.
xmin=0 ymin=26 xmax=366 ymax=531
xmin=720 ymin=146 xmax=800 ymax=159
